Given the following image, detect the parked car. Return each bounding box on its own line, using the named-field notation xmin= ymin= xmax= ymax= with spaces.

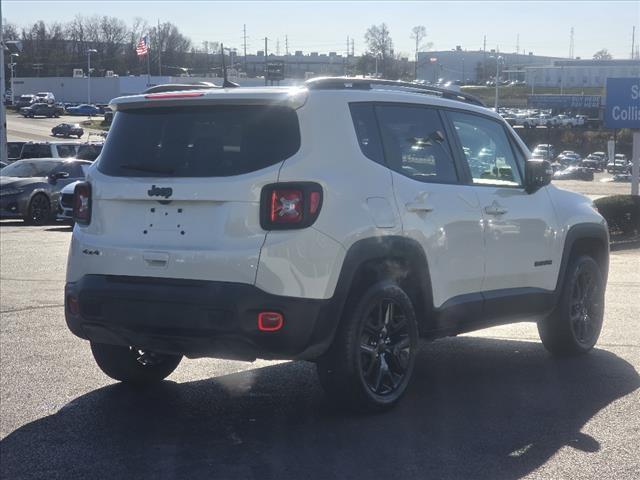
xmin=103 ymin=107 xmax=114 ymax=124
xmin=556 ymin=151 xmax=581 ymax=166
xmin=582 ymin=155 xmax=603 ymax=172
xmin=63 ymin=78 xmax=609 ymax=411
xmin=0 ymin=158 xmax=91 ymax=225
xmin=21 ymin=102 xmax=60 ymax=118
xmin=7 ymin=141 xmax=25 ymax=162
xmin=532 ymin=143 xmax=555 ymax=160
xmin=75 ymin=143 xmax=103 ymax=161
xmin=66 ymin=104 xmax=101 ymax=116
xmin=14 ymin=94 xmax=36 ymax=109
xmin=588 ymin=152 xmax=608 ymax=170
xmin=52 ymin=123 xmax=84 ymax=138
xmin=552 ymin=166 xmax=594 ymax=181
xmin=57 ymin=177 xmax=89 ymax=224
xmin=34 ymin=92 xmax=55 ymax=104
xmin=18 ymin=141 xmax=82 ymax=160
xmin=607 ymin=155 xmax=630 ymax=174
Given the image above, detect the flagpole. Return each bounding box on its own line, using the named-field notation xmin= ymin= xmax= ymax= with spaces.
xmin=147 ymin=44 xmax=151 ymax=86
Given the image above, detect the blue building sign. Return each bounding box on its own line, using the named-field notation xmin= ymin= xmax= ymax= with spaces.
xmin=605 ymin=78 xmax=640 ymax=129
xmin=528 ymin=94 xmax=601 ymax=109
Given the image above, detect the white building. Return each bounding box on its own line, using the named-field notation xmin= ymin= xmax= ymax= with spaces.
xmin=525 ymin=59 xmax=640 ymax=88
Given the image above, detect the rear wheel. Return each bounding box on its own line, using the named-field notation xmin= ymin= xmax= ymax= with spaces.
xmin=25 ymin=194 xmax=51 ymax=225
xmin=90 ymin=342 xmax=182 ymax=384
xmin=538 ymin=255 xmax=604 ymax=355
xmin=317 ymin=282 xmax=418 ymax=411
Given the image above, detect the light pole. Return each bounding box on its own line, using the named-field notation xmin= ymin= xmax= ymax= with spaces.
xmin=9 ymin=53 xmax=18 ymax=105
xmin=86 ymin=48 xmax=97 ymax=105
xmin=491 ymin=55 xmax=503 ymax=111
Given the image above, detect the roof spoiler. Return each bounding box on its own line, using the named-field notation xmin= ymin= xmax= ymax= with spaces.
xmin=143 ymin=82 xmax=221 ymax=94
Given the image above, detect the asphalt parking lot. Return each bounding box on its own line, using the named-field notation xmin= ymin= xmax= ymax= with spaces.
xmin=0 ymin=221 xmax=638 ymax=479
xmin=6 ymin=111 xmax=104 ymax=142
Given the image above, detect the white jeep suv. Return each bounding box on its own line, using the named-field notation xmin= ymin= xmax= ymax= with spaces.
xmin=65 ymin=78 xmax=609 ymax=410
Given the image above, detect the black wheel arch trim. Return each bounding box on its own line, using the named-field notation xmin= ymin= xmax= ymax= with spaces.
xmin=555 ymin=222 xmax=609 ymax=294
xmin=313 ymin=236 xmax=434 ymax=355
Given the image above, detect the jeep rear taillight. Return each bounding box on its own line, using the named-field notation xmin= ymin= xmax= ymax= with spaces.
xmin=73 ymin=182 xmax=92 ymax=225
xmin=261 ymin=183 xmax=323 ymax=230
xmin=270 ymin=189 xmax=304 ymax=224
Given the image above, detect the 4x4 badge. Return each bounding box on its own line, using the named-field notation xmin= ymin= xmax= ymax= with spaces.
xmin=147 ymin=185 xmax=173 ymax=198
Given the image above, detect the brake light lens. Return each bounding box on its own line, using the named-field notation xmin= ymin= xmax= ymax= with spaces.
xmin=73 ymin=182 xmax=91 ymax=225
xmin=261 ymin=183 xmax=323 ymax=230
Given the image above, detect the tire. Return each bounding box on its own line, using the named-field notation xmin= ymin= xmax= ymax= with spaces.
xmin=24 ymin=194 xmax=52 ymax=225
xmin=538 ymin=255 xmax=605 ymax=356
xmin=90 ymin=342 xmax=182 ymax=384
xmin=317 ymin=282 xmax=418 ymax=411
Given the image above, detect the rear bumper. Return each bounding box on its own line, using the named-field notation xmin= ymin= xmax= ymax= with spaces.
xmin=65 ymin=275 xmax=342 ymax=361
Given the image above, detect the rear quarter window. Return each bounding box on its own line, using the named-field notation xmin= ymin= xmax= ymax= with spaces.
xmin=97 ymin=105 xmax=301 ymax=177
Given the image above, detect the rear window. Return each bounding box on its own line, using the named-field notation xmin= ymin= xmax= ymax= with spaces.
xmin=97 ymin=105 xmax=301 ymax=177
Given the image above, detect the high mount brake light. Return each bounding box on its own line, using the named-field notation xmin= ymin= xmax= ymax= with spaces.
xmin=144 ymin=92 xmax=205 ymax=99
xmin=260 ymin=183 xmax=323 ymax=230
xmin=73 ymin=182 xmax=92 ymax=225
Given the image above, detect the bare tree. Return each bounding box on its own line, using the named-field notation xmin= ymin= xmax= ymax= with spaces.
xmin=365 ymin=23 xmax=393 ymax=77
xmin=410 ymin=26 xmax=426 ymax=80
xmin=592 ymin=48 xmax=613 ymax=60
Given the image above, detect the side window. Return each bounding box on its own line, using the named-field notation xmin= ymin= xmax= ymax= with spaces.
xmin=448 ymin=111 xmax=523 ymax=186
xmin=349 ymin=103 xmax=384 ymax=165
xmin=56 ymin=145 xmax=77 ymax=158
xmin=22 ymin=144 xmax=52 ymax=159
xmin=375 ymin=105 xmax=458 ymax=183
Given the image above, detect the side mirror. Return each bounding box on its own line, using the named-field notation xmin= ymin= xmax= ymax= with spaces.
xmin=525 ymin=160 xmax=553 ymax=193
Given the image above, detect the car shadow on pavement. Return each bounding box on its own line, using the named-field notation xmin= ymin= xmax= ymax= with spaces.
xmin=1 ymin=337 xmax=638 ymax=480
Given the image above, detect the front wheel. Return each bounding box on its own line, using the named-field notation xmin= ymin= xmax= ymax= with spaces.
xmin=538 ymin=255 xmax=604 ymax=356
xmin=25 ymin=194 xmax=51 ymax=225
xmin=317 ymin=282 xmax=418 ymax=411
xmin=90 ymin=342 xmax=182 ymax=384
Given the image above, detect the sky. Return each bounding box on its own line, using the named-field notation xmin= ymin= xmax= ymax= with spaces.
xmin=3 ymin=1 xmax=639 ymax=59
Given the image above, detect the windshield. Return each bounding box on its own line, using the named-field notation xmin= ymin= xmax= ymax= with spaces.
xmin=97 ymin=105 xmax=300 ymax=177
xmin=0 ymin=160 xmax=61 ymax=178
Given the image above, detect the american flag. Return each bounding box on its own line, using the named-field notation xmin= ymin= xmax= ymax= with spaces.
xmin=136 ymin=36 xmax=149 ymax=57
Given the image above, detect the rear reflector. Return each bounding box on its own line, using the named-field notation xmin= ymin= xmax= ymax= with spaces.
xmin=66 ymin=295 xmax=80 ymax=315
xmin=258 ymin=312 xmax=284 ymax=332
xmin=144 ymin=92 xmax=205 ymax=99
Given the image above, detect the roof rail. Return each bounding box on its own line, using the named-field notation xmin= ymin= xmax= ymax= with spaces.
xmin=305 ymin=77 xmax=486 ymax=107
xmin=143 ymin=82 xmax=221 ymax=94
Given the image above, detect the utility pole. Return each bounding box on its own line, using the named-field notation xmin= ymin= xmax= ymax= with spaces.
xmin=516 ymin=33 xmax=519 ymax=55
xmin=0 ymin=2 xmax=8 ymax=165
xmin=569 ymin=27 xmax=575 ymax=59
xmin=158 ymin=19 xmax=162 ymax=76
xmin=483 ymin=35 xmax=487 ymax=82
xmin=285 ymin=35 xmax=289 ymax=55
xmin=264 ymin=37 xmax=268 ymax=85
xmin=276 ymin=38 xmax=280 ymax=56
xmin=632 ymin=26 xmax=636 ymax=59
xmin=346 ymin=35 xmax=350 ymax=75
xmin=243 ymin=24 xmax=248 ymax=73
xmin=351 ymin=38 xmax=354 ymax=57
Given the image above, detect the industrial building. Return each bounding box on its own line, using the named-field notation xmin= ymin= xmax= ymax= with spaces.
xmin=416 ymin=48 xmax=561 ymax=84
xmin=524 ymin=59 xmax=640 ymax=88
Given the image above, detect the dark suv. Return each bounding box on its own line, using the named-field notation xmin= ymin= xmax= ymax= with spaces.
xmin=21 ymin=103 xmax=61 ymax=118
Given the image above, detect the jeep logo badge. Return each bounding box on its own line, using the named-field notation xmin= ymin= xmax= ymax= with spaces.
xmin=147 ymin=185 xmax=173 ymax=198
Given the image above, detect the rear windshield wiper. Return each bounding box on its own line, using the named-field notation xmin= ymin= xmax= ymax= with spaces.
xmin=119 ymin=164 xmax=175 ymax=175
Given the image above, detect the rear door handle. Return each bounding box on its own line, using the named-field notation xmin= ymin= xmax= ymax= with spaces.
xmin=405 ymin=202 xmax=434 ymax=213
